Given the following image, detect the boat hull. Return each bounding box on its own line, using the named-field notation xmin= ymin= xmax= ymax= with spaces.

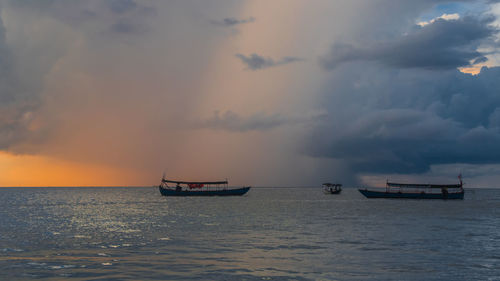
xmin=358 ymin=189 xmax=464 ymax=200
xmin=324 ymin=190 xmax=342 ymax=194
xmin=159 ymin=186 xmax=250 ymax=196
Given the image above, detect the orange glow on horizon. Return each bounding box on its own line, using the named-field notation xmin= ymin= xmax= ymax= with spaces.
xmin=0 ymin=151 xmax=143 ymax=187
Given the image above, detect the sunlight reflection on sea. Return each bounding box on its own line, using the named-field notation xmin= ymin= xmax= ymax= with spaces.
xmin=0 ymin=187 xmax=499 ymax=280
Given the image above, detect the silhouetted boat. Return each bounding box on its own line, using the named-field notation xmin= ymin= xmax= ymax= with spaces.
xmin=159 ymin=177 xmax=250 ymax=196
xmin=323 ymin=183 xmax=342 ymax=194
xmin=358 ymin=175 xmax=464 ymax=200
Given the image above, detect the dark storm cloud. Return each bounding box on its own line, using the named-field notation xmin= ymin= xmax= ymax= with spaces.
xmin=305 ymin=65 xmax=500 ymax=174
xmin=0 ymin=0 xmax=157 ymax=151
xmin=235 ymin=53 xmax=303 ymax=70
xmin=0 ymin=11 xmax=42 ymax=149
xmin=210 ymin=17 xmax=255 ymax=27
xmin=311 ymin=1 xmax=500 ymax=177
xmin=321 ymin=16 xmax=497 ymax=70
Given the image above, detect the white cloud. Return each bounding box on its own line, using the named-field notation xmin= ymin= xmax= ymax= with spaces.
xmin=417 ymin=13 xmax=460 ymax=27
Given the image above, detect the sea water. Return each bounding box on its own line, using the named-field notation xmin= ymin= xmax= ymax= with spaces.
xmin=0 ymin=187 xmax=499 ymax=280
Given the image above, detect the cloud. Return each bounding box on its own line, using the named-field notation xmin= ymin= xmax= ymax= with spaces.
xmin=195 ymin=110 xmax=325 ymax=132
xmin=235 ymin=53 xmax=303 ymax=70
xmin=110 ymin=19 xmax=145 ymax=34
xmin=0 ymin=9 xmax=44 ymax=150
xmin=321 ymin=16 xmax=497 ymax=70
xmin=210 ymin=17 xmax=255 ymax=27
xmin=8 ymin=0 xmax=155 ymax=35
xmin=305 ymin=65 xmax=500 ymax=174
xmin=108 ymin=0 xmax=137 ymax=14
xmin=2 ymin=0 xmax=500 ymax=187
xmin=0 ymin=0 xmax=158 ymax=151
xmin=312 ymin=2 xmax=500 ymax=179
xmin=417 ymin=13 xmax=460 ymax=26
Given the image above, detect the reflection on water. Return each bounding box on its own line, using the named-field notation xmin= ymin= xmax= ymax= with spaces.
xmin=0 ymin=187 xmax=499 ymax=280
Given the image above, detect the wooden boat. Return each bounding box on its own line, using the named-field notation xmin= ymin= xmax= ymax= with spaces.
xmin=323 ymin=183 xmax=342 ymax=194
xmin=358 ymin=176 xmax=464 ymax=200
xmin=159 ymin=178 xmax=250 ymax=196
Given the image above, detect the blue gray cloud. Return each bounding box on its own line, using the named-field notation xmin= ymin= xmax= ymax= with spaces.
xmin=236 ymin=53 xmax=303 ymax=70
xmin=210 ymin=17 xmax=255 ymax=27
xmin=8 ymin=0 xmax=155 ymax=35
xmin=308 ymin=3 xmax=500 ymax=179
xmin=305 ymin=65 xmax=500 ymax=174
xmin=110 ymin=19 xmax=146 ymax=34
xmin=108 ymin=0 xmax=137 ymax=14
xmin=321 ymin=16 xmax=497 ymax=70
xmin=0 ymin=9 xmax=44 ymax=149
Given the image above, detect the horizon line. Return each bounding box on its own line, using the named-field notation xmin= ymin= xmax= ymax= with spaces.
xmin=0 ymin=185 xmax=496 ymax=189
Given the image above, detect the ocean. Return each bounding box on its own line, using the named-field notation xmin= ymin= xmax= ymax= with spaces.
xmin=0 ymin=187 xmax=499 ymax=280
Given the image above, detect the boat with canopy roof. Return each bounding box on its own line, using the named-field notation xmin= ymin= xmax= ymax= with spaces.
xmin=323 ymin=183 xmax=342 ymax=194
xmin=159 ymin=177 xmax=250 ymax=196
xmin=358 ymin=175 xmax=464 ymax=200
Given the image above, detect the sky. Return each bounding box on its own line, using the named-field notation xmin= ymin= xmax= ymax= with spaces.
xmin=1 ymin=0 xmax=500 ymax=187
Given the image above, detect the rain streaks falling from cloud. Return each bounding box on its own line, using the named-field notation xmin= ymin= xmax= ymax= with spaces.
xmin=0 ymin=0 xmax=500 ymax=186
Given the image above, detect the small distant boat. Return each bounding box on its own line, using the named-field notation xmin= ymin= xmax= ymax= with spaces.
xmin=358 ymin=175 xmax=464 ymax=200
xmin=159 ymin=177 xmax=250 ymax=196
xmin=323 ymin=183 xmax=342 ymax=194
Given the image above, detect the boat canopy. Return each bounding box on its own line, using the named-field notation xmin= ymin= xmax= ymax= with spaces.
xmin=387 ymin=182 xmax=462 ymax=188
xmin=162 ymin=179 xmax=228 ymax=185
xmin=323 ymin=183 xmax=342 ymax=187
